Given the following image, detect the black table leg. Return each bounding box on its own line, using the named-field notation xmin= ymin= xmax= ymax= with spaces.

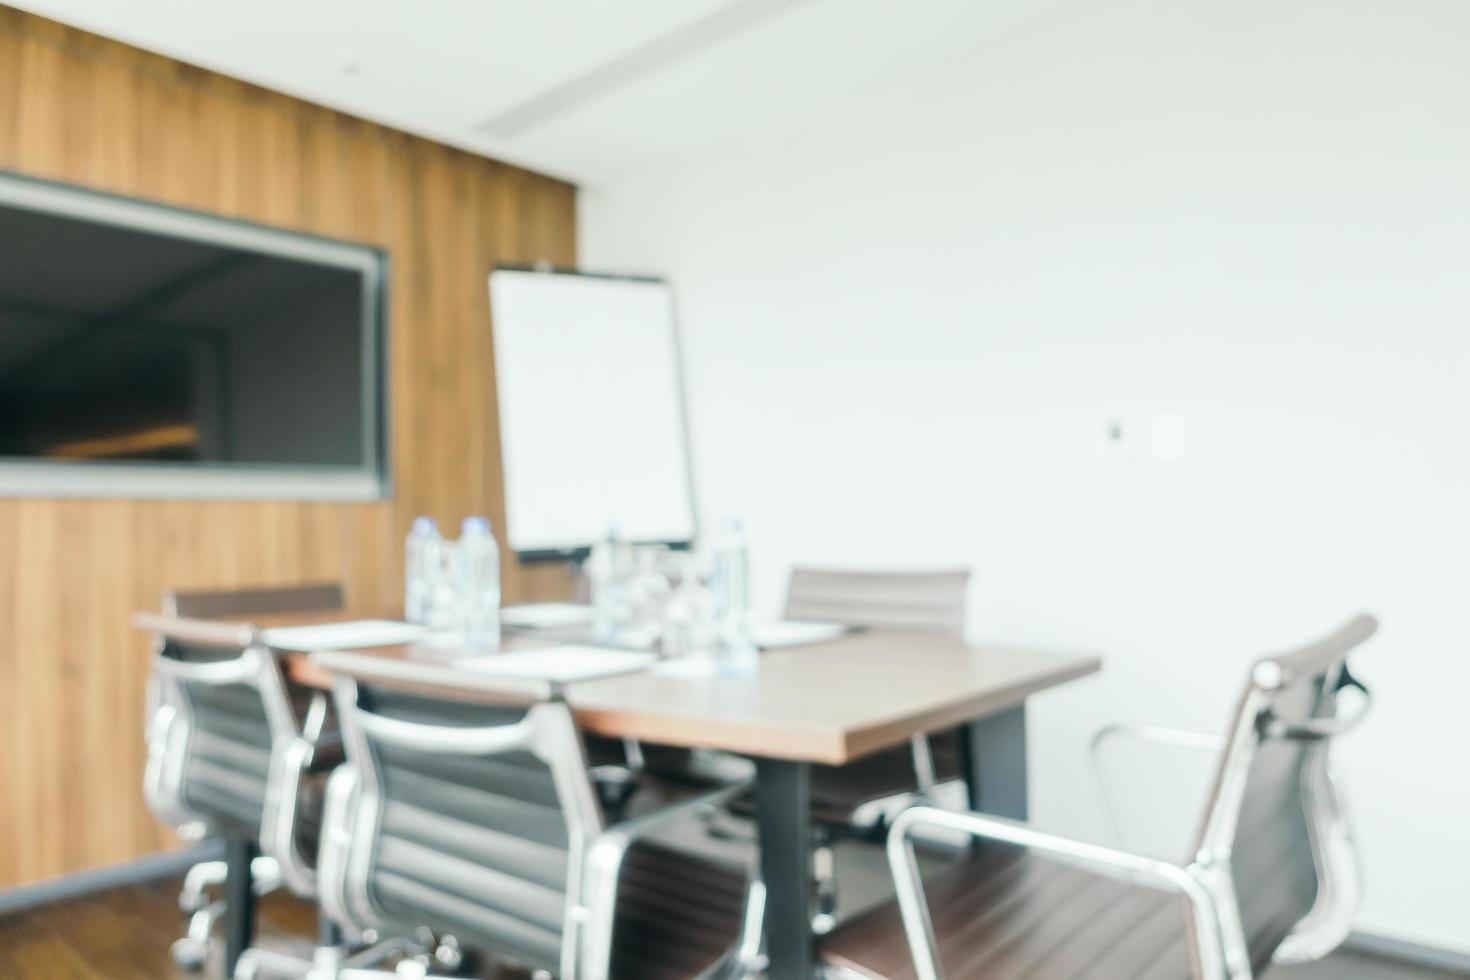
xmin=755 ymin=757 xmax=813 ymax=980
xmin=958 ymin=702 xmax=1029 ymax=819
xmin=222 ymin=833 xmax=257 ymax=977
xmin=318 ymin=913 xmax=342 ymax=948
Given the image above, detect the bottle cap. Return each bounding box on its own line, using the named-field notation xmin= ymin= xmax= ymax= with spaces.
xmin=462 ymin=516 xmax=491 ymax=534
xmin=411 ymin=516 xmax=438 ymax=534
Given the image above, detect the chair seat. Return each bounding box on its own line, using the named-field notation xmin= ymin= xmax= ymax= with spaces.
xmin=820 ymin=843 xmax=1194 ymax=980
xmin=608 ymin=840 xmax=750 ymax=980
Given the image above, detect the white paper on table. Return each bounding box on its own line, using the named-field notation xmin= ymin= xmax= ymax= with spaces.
xmin=751 ymin=619 xmax=850 ymax=650
xmin=261 ymin=620 xmax=429 ymax=652
xmin=652 ymin=657 xmax=719 ymax=678
xmin=455 ymin=646 xmax=658 ymax=683
xmin=606 ymin=627 xmax=658 ymax=651
xmin=500 ymin=603 xmax=595 ymax=630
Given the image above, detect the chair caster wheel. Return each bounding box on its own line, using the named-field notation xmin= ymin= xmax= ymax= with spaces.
xmin=434 ymin=935 xmax=464 ymax=972
xmin=170 ymin=937 xmax=209 ymax=971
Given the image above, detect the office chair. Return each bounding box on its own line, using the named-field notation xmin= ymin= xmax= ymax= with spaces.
xmin=821 ymin=614 xmax=1378 ymax=980
xmin=143 ymin=582 xmax=345 ymax=971
xmin=257 ymin=651 xmax=762 ymax=980
xmin=783 ymin=567 xmax=972 ymax=832
xmin=704 ymin=567 xmax=971 ymax=932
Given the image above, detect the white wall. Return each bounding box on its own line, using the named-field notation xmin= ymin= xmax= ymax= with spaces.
xmin=582 ymin=0 xmax=1470 ymax=954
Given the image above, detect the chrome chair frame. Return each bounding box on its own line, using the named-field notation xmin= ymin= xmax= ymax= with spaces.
xmin=698 ymin=567 xmax=974 ymax=936
xmin=141 ymin=615 xmax=329 ymax=897
xmin=170 ymin=856 xmax=284 ymax=970
xmin=142 ymin=612 xmax=353 ymax=976
xmin=312 ymin=652 xmax=760 ymax=980
xmin=1086 ymin=718 xmax=1363 ymax=963
xmin=883 ymin=615 xmax=1376 ymax=980
xmin=147 ymin=583 xmax=347 ymax=970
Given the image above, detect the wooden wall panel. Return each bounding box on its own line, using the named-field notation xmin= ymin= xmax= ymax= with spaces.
xmin=0 ymin=6 xmax=577 ymax=887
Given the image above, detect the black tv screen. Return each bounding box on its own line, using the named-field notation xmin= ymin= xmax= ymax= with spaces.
xmin=0 ymin=172 xmax=386 ymax=499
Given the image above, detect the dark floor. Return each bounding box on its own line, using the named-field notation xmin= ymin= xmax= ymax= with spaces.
xmin=0 ymin=877 xmax=312 ymax=980
xmin=0 ymin=872 xmax=1462 ymax=979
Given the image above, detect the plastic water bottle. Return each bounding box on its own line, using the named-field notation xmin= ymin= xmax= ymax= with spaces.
xmin=710 ymin=518 xmax=758 ymax=675
xmin=589 ymin=526 xmax=633 ymax=642
xmin=455 ymin=516 xmax=501 ymax=649
xmin=588 ymin=529 xmax=616 ymax=641
xmin=629 ymin=547 xmax=672 ymax=641
xmin=404 ymin=517 xmax=443 ymax=625
xmin=660 ymin=554 xmax=700 ymax=658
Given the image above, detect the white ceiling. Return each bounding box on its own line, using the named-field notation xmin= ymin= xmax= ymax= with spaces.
xmin=10 ymin=0 xmax=1098 ymax=186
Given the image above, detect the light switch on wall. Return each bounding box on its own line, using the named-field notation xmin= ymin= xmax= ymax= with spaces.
xmin=1150 ymin=411 xmax=1188 ymax=463
xmin=1094 ymin=418 xmax=1131 ymax=460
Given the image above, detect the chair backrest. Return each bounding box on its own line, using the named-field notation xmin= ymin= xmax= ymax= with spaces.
xmin=1191 ymin=615 xmax=1377 ymax=975
xmin=316 ymin=653 xmax=603 ymax=980
xmin=139 ymin=615 xmax=298 ymax=840
xmin=165 ymin=582 xmax=345 ymax=619
xmin=783 ymin=567 xmax=971 ymax=638
xmin=162 ymin=580 xmax=344 ymax=729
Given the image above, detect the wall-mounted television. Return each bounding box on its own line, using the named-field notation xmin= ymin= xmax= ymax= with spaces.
xmin=0 ymin=171 xmax=387 ymax=499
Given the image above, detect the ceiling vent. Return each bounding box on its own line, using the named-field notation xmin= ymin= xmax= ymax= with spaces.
xmin=474 ymin=0 xmax=818 ymax=140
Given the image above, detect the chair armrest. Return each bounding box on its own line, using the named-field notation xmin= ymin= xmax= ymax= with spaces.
xmin=1088 ymin=723 xmax=1225 ymax=848
xmin=1090 ymin=723 xmax=1227 ymax=753
xmin=577 ymin=778 xmax=754 ymax=980
xmin=316 ymin=763 xmax=369 ymax=940
xmin=300 ymin=688 xmax=344 ymax=772
xmin=886 ymin=807 xmax=1227 ymax=980
xmin=261 ymin=736 xmax=319 ymax=898
xmin=150 ymin=648 xmax=261 ymax=686
xmin=1272 ymin=763 xmax=1361 ymax=963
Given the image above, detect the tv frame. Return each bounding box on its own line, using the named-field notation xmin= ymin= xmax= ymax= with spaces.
xmin=0 ymin=169 xmax=389 ymax=501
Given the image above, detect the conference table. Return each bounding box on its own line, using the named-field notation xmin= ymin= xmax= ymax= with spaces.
xmin=147 ymin=609 xmax=1100 ymax=980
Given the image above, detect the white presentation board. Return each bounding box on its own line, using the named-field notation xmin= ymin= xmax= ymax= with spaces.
xmin=489 ymin=269 xmax=696 ymax=558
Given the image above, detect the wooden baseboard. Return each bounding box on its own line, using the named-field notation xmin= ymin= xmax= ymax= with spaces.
xmin=0 ymin=842 xmax=223 ymax=917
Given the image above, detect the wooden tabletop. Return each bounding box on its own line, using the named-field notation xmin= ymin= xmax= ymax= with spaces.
xmin=561 ymin=633 xmax=1098 ymax=764
xmin=138 ymin=609 xmax=1101 ymax=766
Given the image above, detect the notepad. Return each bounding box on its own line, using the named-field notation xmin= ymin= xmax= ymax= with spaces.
xmin=500 ymin=603 xmax=595 ymax=630
xmin=751 ymin=619 xmax=850 ymax=650
xmin=261 ymin=620 xmax=429 ymax=652
xmin=455 ymin=646 xmax=658 ymax=683
xmin=652 ymin=657 xmax=719 ymax=678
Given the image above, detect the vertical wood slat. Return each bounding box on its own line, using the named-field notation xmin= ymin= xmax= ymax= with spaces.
xmin=0 ymin=6 xmax=577 ymax=888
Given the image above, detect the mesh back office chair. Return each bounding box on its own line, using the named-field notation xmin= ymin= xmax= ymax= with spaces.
xmin=821 ymin=614 xmax=1377 ymax=980
xmin=143 ymin=583 xmax=345 ymax=970
xmin=295 ymin=651 xmax=761 ymax=980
